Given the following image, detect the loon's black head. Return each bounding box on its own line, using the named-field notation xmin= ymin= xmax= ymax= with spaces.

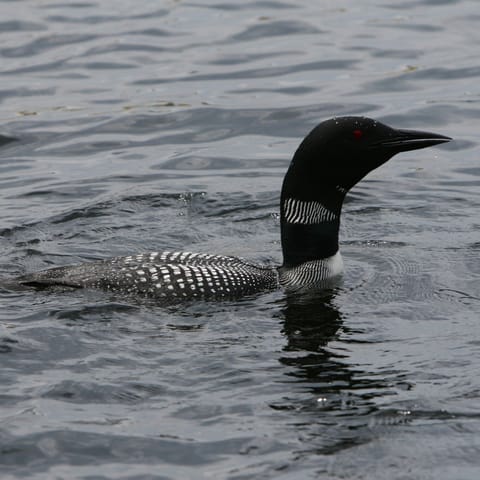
xmin=283 ymin=116 xmax=451 ymax=196
xmin=280 ymin=116 xmax=451 ymax=268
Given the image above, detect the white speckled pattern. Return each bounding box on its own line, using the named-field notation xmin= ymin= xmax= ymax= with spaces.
xmin=21 ymin=251 xmax=279 ymax=300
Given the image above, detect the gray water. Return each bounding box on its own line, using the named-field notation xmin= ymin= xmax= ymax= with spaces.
xmin=0 ymin=1 xmax=479 ymax=479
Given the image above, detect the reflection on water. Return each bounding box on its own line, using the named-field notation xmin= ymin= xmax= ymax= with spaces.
xmin=276 ymin=291 xmax=401 ymax=456
xmin=281 ymin=290 xmax=343 ymax=353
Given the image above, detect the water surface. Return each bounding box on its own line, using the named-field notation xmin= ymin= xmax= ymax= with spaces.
xmin=0 ymin=1 xmax=479 ymax=479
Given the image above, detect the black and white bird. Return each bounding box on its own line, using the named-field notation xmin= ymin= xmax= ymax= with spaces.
xmin=17 ymin=117 xmax=450 ymax=299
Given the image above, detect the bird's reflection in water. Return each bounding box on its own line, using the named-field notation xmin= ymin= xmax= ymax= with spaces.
xmin=274 ymin=288 xmax=399 ymax=454
xmin=281 ymin=289 xmax=343 ymax=354
xmin=278 ymin=288 xmax=355 ymax=402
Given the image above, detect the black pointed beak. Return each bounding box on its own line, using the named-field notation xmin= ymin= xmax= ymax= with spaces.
xmin=375 ymin=128 xmax=452 ymax=152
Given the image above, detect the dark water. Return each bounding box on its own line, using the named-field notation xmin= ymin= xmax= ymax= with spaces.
xmin=0 ymin=0 xmax=479 ymax=478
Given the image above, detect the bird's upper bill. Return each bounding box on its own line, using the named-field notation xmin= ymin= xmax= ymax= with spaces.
xmin=371 ymin=128 xmax=452 ymax=152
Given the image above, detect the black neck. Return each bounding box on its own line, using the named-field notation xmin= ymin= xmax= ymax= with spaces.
xmin=280 ymin=173 xmax=346 ymax=268
xmin=280 ymin=221 xmax=340 ymax=267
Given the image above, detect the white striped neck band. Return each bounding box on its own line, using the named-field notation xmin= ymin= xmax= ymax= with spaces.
xmin=283 ymin=198 xmax=337 ymax=224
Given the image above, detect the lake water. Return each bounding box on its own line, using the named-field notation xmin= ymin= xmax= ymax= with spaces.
xmin=0 ymin=0 xmax=479 ymax=479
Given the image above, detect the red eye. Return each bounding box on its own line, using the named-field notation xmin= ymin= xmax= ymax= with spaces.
xmin=353 ymin=129 xmax=363 ymax=140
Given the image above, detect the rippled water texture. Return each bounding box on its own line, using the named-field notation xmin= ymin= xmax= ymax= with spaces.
xmin=0 ymin=1 xmax=479 ymax=479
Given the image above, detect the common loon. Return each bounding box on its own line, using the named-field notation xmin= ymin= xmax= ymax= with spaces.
xmin=17 ymin=117 xmax=450 ymax=300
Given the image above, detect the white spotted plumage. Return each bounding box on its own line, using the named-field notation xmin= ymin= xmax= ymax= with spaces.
xmin=22 ymin=250 xmax=279 ymax=300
